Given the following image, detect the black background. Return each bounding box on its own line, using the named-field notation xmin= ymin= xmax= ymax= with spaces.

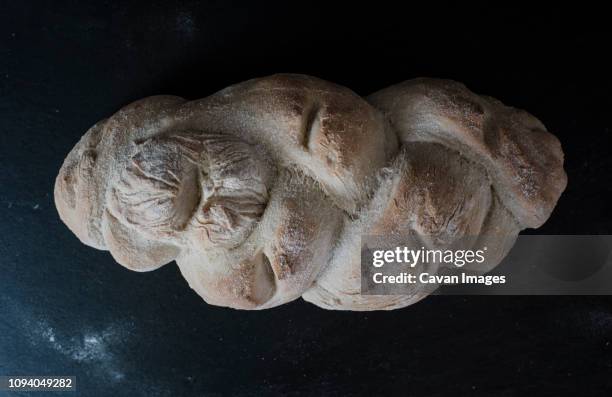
xmin=1 ymin=2 xmax=611 ymax=396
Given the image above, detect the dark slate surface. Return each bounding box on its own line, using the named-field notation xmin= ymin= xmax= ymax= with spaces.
xmin=0 ymin=2 xmax=611 ymax=396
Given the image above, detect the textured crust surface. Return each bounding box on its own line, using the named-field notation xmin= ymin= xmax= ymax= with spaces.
xmin=55 ymin=74 xmax=567 ymax=311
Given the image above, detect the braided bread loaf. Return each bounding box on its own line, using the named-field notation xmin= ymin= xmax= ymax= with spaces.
xmin=54 ymin=75 xmax=566 ymax=310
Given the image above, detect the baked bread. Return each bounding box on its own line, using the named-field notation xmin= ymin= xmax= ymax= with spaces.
xmin=54 ymin=74 xmax=567 ymax=310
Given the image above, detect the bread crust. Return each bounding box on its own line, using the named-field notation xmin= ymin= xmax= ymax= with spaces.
xmin=55 ymin=74 xmax=566 ymax=310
